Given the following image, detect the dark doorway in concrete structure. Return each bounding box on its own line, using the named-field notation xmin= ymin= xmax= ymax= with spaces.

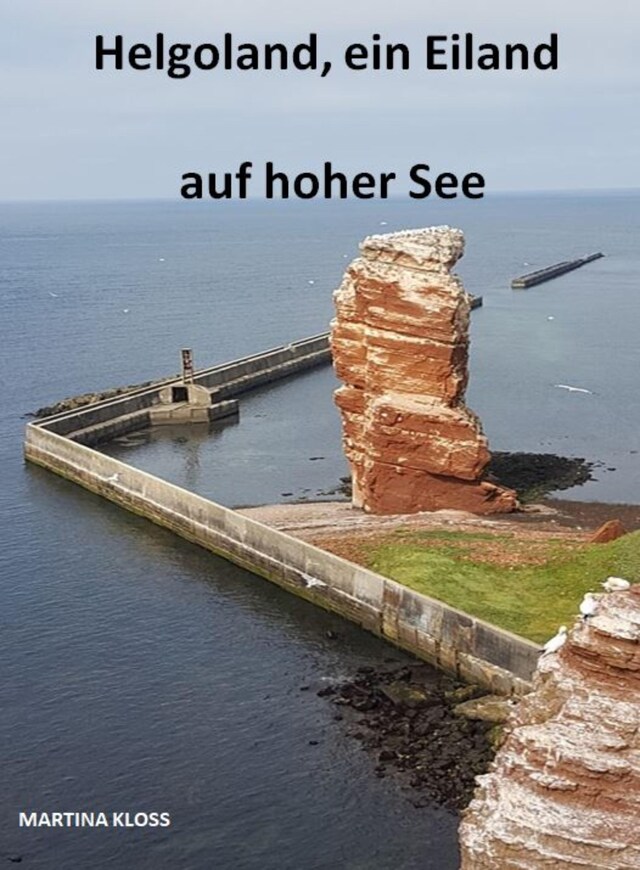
xmin=172 ymin=386 xmax=188 ymax=403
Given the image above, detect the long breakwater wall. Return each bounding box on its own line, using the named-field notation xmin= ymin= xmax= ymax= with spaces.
xmin=37 ymin=332 xmax=331 ymax=446
xmin=25 ymin=335 xmax=540 ymax=694
xmin=511 ymin=252 xmax=604 ymax=288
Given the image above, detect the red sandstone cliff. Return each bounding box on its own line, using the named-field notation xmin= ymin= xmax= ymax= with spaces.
xmin=330 ymin=226 xmax=517 ymax=514
xmin=460 ymin=586 xmax=640 ymax=868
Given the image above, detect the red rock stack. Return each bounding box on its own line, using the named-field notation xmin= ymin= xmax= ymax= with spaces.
xmin=330 ymin=226 xmax=517 ymax=514
xmin=459 ymin=586 xmax=640 ymax=868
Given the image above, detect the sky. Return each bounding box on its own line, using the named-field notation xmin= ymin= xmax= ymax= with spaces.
xmin=2 ymin=0 xmax=639 ymax=200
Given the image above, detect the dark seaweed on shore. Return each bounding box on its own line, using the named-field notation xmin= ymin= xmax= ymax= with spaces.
xmin=488 ymin=451 xmax=595 ymax=503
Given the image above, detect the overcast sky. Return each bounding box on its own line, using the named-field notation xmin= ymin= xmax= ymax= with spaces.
xmin=2 ymin=0 xmax=639 ymax=200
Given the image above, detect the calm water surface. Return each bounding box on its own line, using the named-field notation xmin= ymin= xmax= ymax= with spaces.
xmin=2 ymin=194 xmax=639 ymax=868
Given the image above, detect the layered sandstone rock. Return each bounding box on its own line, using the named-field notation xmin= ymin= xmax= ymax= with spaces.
xmin=460 ymin=585 xmax=640 ymax=869
xmin=330 ymin=226 xmax=517 ymax=514
xmin=590 ymin=519 xmax=627 ymax=544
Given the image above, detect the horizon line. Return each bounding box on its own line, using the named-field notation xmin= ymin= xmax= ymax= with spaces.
xmin=1 ymin=185 xmax=639 ymax=205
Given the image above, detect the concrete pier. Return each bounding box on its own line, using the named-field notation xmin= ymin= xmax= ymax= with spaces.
xmin=511 ymin=252 xmax=604 ymax=288
xmin=24 ymin=423 xmax=538 ymax=694
xmin=24 ymin=333 xmax=540 ymax=695
xmin=36 ymin=333 xmax=331 ymax=446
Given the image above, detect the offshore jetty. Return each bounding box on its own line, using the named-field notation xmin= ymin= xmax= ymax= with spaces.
xmin=511 ymin=252 xmax=604 ymax=288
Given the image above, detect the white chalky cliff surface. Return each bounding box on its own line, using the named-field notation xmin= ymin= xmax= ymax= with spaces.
xmin=459 ymin=585 xmax=640 ymax=869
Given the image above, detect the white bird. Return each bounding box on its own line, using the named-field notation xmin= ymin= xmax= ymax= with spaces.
xmin=379 ymin=221 xmax=388 ymax=226
xmin=542 ymin=625 xmax=568 ymax=655
xmin=547 ymin=316 xmax=555 ymax=321
xmin=602 ymin=576 xmax=631 ymax=592
xmin=104 ymin=473 xmax=119 ymax=483
xmin=308 ymin=280 xmax=315 ymax=285
xmin=159 ymin=257 xmax=165 ymax=262
xmin=554 ymin=384 xmax=592 ymax=394
xmin=303 ymin=574 xmax=326 ymax=589
xmin=123 ymin=309 xmax=130 ymax=314
xmin=48 ymin=291 xmax=59 ymax=297
xmin=579 ymin=593 xmax=598 ymax=620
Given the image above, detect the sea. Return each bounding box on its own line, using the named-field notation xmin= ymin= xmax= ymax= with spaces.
xmin=1 ymin=192 xmax=639 ymax=869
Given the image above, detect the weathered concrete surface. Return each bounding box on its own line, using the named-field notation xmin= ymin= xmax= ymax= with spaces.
xmin=459 ymin=586 xmax=640 ymax=868
xmin=330 ymin=227 xmax=517 ymax=515
xmin=157 ymin=382 xmax=211 ymax=407
xmin=24 ymin=423 xmax=539 ymax=694
xmin=150 ymin=398 xmax=239 ymax=425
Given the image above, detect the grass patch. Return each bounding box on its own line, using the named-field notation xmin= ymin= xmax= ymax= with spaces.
xmin=366 ymin=530 xmax=640 ymax=644
xmin=401 ymin=529 xmax=499 ymax=542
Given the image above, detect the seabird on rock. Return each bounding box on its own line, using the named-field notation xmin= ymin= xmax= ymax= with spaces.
xmin=579 ymin=592 xmax=598 ymax=620
xmin=602 ymin=576 xmax=631 ymax=592
xmin=104 ymin=473 xmax=119 ymax=483
xmin=542 ymin=625 xmax=568 ymax=655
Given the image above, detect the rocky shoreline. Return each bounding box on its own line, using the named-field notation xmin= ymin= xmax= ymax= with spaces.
xmin=314 ymin=663 xmax=501 ymax=811
xmin=316 ymin=451 xmax=597 ymax=506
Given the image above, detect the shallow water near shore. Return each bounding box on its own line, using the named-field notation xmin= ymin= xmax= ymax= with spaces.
xmin=2 ymin=193 xmax=640 ymax=868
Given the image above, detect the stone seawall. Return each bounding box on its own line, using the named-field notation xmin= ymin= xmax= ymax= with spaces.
xmin=37 ymin=333 xmax=331 ymax=445
xmin=24 ymin=420 xmax=539 ymax=695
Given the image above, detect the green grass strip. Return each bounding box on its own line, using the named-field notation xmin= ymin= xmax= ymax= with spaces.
xmin=368 ymin=530 xmax=640 ymax=643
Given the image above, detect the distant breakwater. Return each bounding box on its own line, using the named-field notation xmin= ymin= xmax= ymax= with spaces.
xmin=511 ymin=252 xmax=604 ymax=288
